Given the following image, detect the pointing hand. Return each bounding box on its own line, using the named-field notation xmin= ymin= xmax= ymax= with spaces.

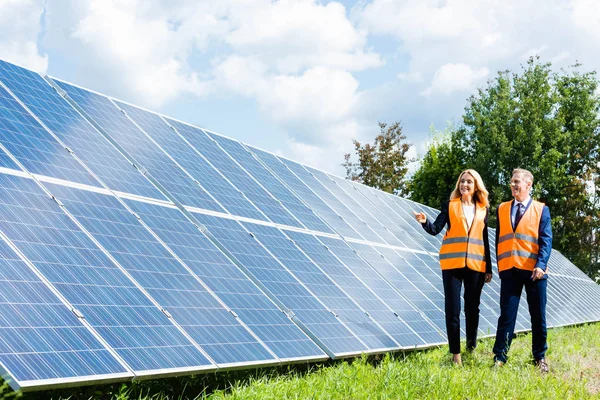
xmin=413 ymin=211 xmax=427 ymax=224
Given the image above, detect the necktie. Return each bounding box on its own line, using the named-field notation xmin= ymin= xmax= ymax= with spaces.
xmin=514 ymin=203 xmax=525 ymax=229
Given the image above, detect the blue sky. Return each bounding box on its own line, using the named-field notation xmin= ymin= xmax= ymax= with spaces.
xmin=1 ymin=0 xmax=600 ymax=176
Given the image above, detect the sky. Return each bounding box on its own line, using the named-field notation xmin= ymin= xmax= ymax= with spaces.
xmin=1 ymin=0 xmax=600 ymax=176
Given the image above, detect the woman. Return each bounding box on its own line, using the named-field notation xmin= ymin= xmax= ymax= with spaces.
xmin=413 ymin=169 xmax=492 ymax=365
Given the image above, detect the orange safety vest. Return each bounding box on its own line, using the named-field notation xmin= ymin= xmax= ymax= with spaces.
xmin=439 ymin=198 xmax=487 ymax=272
xmin=497 ymin=200 xmax=544 ymax=272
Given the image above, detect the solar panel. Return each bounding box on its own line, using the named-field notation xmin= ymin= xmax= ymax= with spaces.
xmin=247 ymin=146 xmax=361 ymax=238
xmin=113 ymin=101 xmax=268 ymax=221
xmin=284 ymin=230 xmax=430 ymax=347
xmin=122 ymin=198 xmax=327 ymax=361
xmin=52 ymin=81 xmax=224 ymax=213
xmin=207 ymin=133 xmax=334 ymax=234
xmin=0 ymin=60 xmax=166 ymax=200
xmin=305 ymin=168 xmax=402 ymax=246
xmin=189 ymin=213 xmax=368 ymax=357
xmin=317 ymin=236 xmax=445 ymax=345
xmin=0 ymin=236 xmax=131 ymax=391
xmin=43 ymin=181 xmax=277 ymax=367
xmin=0 ymin=172 xmax=214 ymax=376
xmin=239 ymin=222 xmax=398 ymax=351
xmin=345 ymin=180 xmax=426 ymax=250
xmin=167 ymin=120 xmax=302 ymax=227
xmin=347 ymin=243 xmax=447 ymax=335
xmin=0 ymin=80 xmax=98 ymax=186
xmin=0 ymin=58 xmax=599 ymax=392
xmin=281 ymin=159 xmax=379 ymax=241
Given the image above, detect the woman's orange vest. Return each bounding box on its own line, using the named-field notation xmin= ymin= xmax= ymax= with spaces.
xmin=439 ymin=198 xmax=487 ymax=272
xmin=497 ymin=200 xmax=544 ymax=272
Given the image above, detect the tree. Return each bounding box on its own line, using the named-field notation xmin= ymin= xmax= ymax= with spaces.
xmin=342 ymin=122 xmax=412 ymax=196
xmin=459 ymin=57 xmax=600 ymax=276
xmin=410 ymin=126 xmax=467 ymax=208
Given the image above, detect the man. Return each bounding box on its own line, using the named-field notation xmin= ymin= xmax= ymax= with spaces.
xmin=492 ymin=168 xmax=552 ymax=372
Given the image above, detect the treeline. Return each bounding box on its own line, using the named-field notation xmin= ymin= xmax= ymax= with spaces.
xmin=343 ymin=57 xmax=600 ymax=279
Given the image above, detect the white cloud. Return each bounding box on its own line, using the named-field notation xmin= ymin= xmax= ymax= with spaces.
xmin=48 ymin=0 xmax=212 ymax=108
xmin=0 ymin=0 xmax=47 ymax=72
xmin=226 ymin=0 xmax=382 ymax=73
xmin=422 ymin=63 xmax=489 ymax=96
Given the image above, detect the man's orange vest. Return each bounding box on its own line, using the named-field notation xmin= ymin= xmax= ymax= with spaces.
xmin=439 ymin=198 xmax=487 ymax=272
xmin=497 ymin=200 xmax=544 ymax=272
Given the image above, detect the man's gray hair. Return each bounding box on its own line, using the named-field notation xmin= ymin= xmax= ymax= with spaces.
xmin=512 ymin=168 xmax=534 ymax=183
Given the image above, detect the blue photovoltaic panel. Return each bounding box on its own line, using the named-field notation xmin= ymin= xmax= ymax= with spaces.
xmin=349 ymin=243 xmax=446 ymax=334
xmin=284 ymin=230 xmax=422 ymax=347
xmin=208 ymin=133 xmax=333 ymax=233
xmin=123 ymin=199 xmax=326 ymax=360
xmin=191 ymin=213 xmax=368 ymax=356
xmin=306 ymin=168 xmax=399 ymax=245
xmin=54 ymin=81 xmax=224 ymax=213
xmin=549 ymin=251 xmax=592 ymax=279
xmin=391 ymin=196 xmax=442 ymax=252
xmin=240 ymin=222 xmax=397 ymax=351
xmin=168 ymin=119 xmax=302 ymax=228
xmin=0 ymin=237 xmax=129 ymax=390
xmin=114 ymin=102 xmax=267 ymax=221
xmin=0 ymin=83 xmax=98 ymax=186
xmin=0 ymin=60 xmax=165 ymax=200
xmin=364 ymin=188 xmax=438 ymax=253
xmin=248 ymin=147 xmax=360 ymax=238
xmin=341 ymin=179 xmax=421 ymax=249
xmin=317 ymin=236 xmax=444 ymax=344
xmin=44 ymin=183 xmax=274 ymax=366
xmin=0 ymin=174 xmax=212 ymax=373
xmin=279 ymin=158 xmax=370 ymax=240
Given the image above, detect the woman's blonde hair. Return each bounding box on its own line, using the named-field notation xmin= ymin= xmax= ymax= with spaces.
xmin=450 ymin=169 xmax=489 ymax=207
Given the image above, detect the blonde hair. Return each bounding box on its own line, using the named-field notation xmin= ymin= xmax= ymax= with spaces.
xmin=450 ymin=169 xmax=489 ymax=207
xmin=512 ymin=168 xmax=534 ymax=183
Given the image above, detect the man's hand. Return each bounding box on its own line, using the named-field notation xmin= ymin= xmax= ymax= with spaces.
xmin=413 ymin=211 xmax=427 ymax=224
xmin=531 ymin=267 xmax=545 ymax=281
xmin=484 ymin=273 xmax=492 ymax=283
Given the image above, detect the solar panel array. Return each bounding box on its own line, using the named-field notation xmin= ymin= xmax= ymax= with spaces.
xmin=0 ymin=58 xmax=599 ymax=392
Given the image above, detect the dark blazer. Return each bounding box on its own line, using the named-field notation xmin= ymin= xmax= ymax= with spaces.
xmin=421 ymin=201 xmax=492 ymax=274
xmin=495 ymin=200 xmax=552 ymax=279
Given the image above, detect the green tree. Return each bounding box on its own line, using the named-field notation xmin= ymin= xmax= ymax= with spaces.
xmin=460 ymin=57 xmax=600 ymax=275
xmin=342 ymin=121 xmax=412 ymax=196
xmin=410 ymin=126 xmax=467 ymax=208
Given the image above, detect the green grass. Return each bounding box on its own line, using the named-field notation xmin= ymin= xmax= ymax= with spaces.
xmin=5 ymin=323 xmax=600 ymax=400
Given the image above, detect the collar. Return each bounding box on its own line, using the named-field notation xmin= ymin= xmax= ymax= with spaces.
xmin=514 ymin=197 xmax=531 ymax=208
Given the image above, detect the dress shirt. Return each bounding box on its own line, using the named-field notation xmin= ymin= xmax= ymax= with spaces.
xmin=511 ymin=196 xmax=531 ymax=227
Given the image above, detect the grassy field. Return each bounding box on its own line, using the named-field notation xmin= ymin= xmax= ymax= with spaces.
xmin=4 ymin=322 xmax=600 ymax=399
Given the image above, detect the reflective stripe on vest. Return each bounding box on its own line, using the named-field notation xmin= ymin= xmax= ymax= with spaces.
xmin=439 ymin=198 xmax=487 ymax=272
xmin=497 ymin=200 xmax=544 ymax=272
